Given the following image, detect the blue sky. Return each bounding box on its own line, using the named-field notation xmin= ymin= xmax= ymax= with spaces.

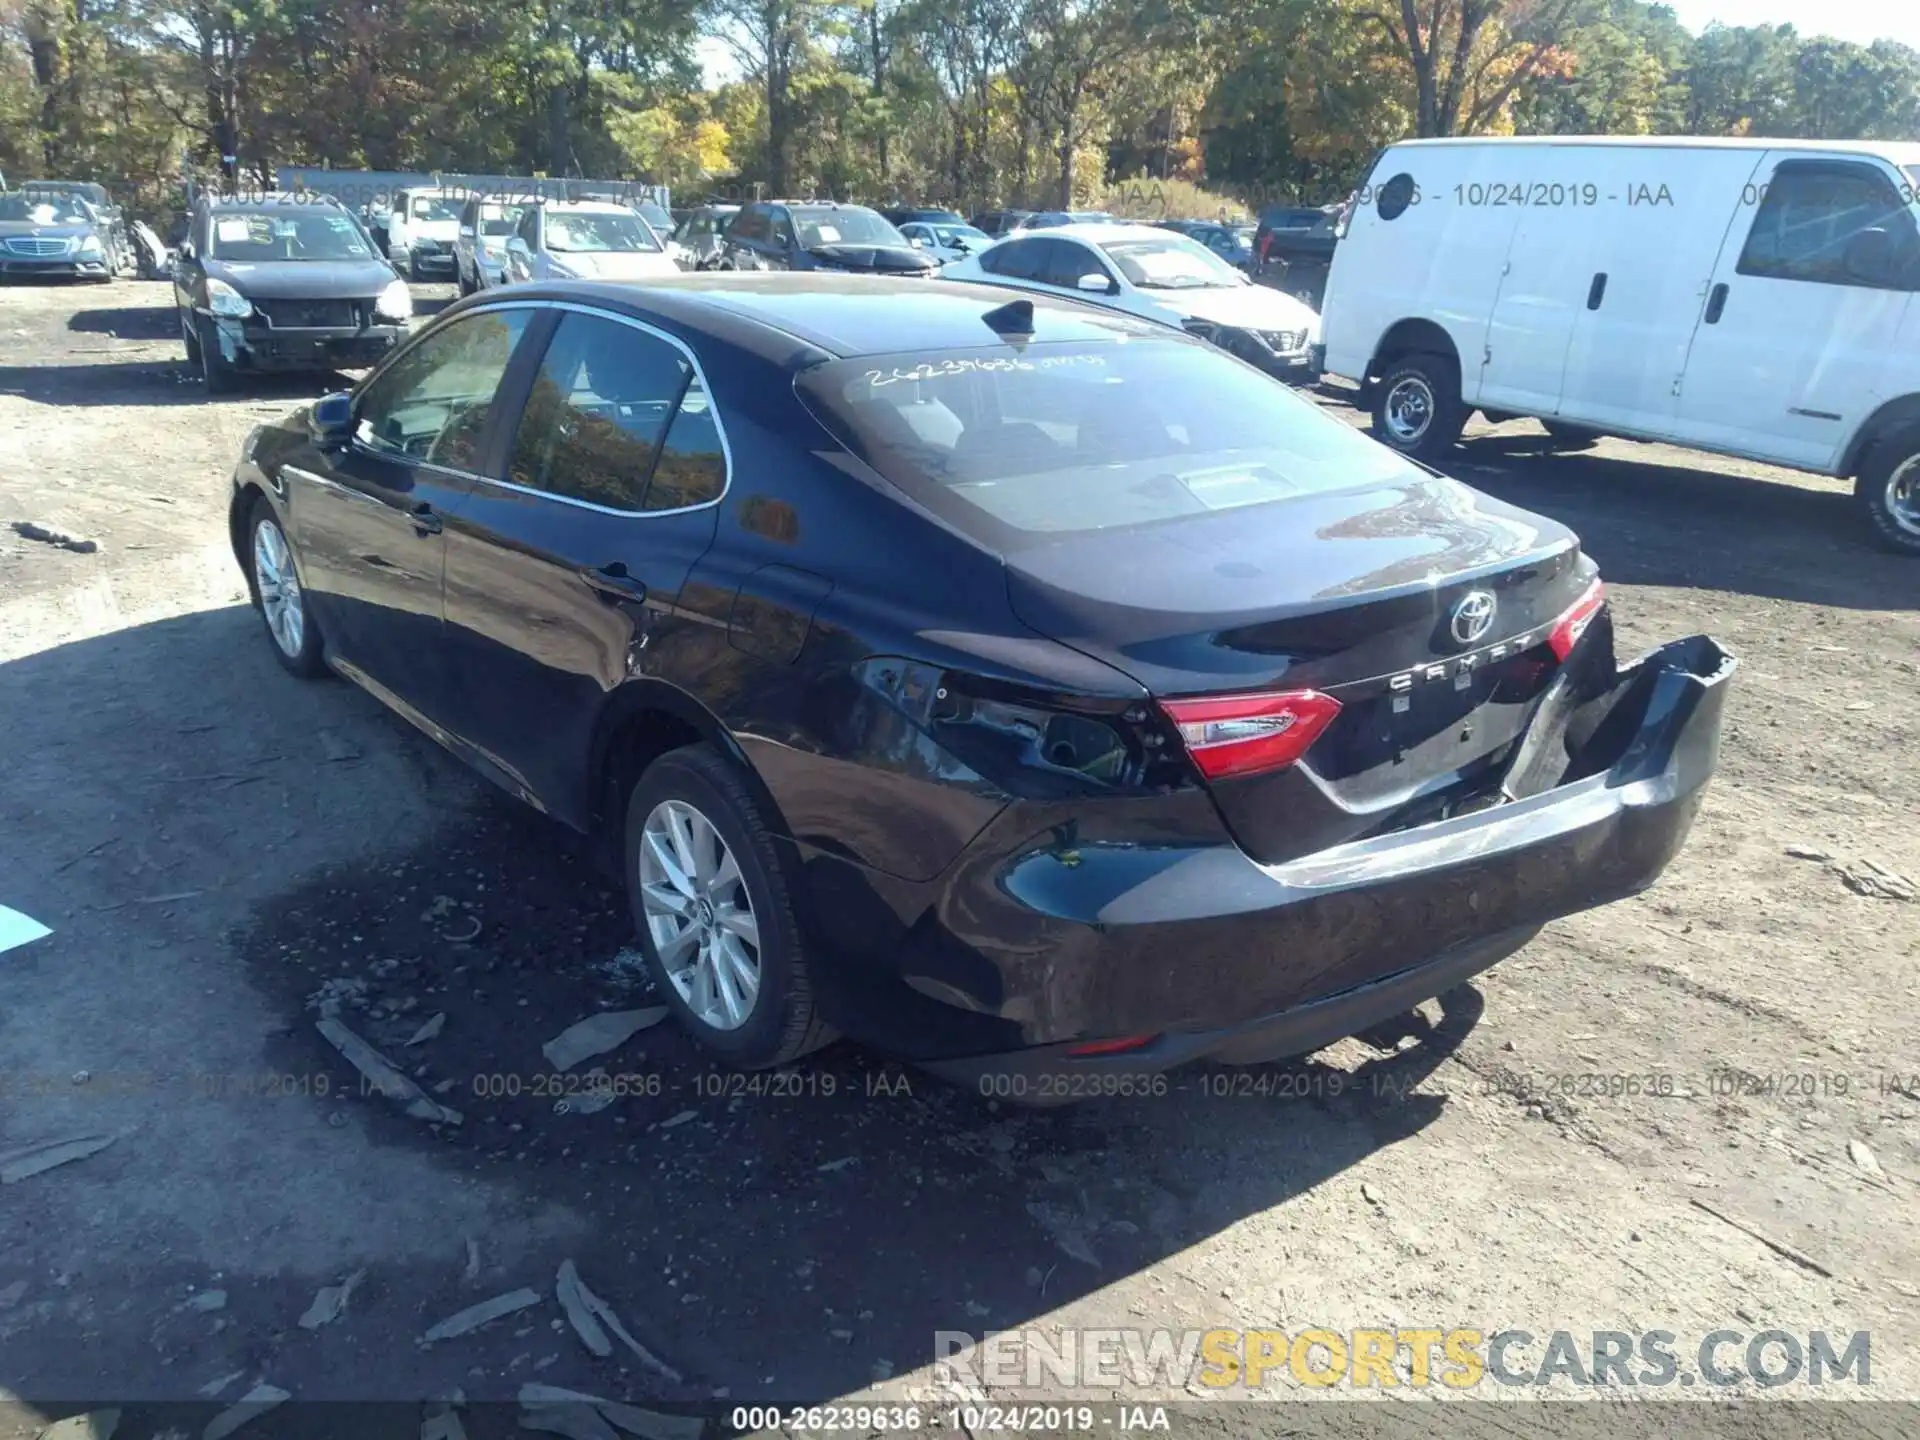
xmin=1664 ymin=0 xmax=1916 ymax=45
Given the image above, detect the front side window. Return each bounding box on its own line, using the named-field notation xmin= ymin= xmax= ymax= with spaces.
xmin=980 ymin=238 xmax=1043 ymax=279
xmin=206 ymin=209 xmax=375 ymax=262
xmin=797 ymin=338 xmax=1423 ymax=544
xmin=732 ymin=205 xmax=768 ymax=243
xmin=354 ymin=310 xmax=533 ymax=469
xmin=508 ymin=313 xmax=693 ymax=511
xmin=479 ymin=204 xmax=523 ymax=237
xmin=1737 ymin=161 xmax=1919 ymax=288
xmin=1039 ymin=241 xmax=1109 ymax=290
xmin=516 ymin=209 xmax=539 ymax=246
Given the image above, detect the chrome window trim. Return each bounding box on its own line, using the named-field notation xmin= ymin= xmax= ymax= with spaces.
xmin=452 ymin=297 xmax=734 ymax=519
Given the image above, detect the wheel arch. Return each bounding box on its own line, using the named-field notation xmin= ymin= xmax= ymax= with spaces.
xmin=1839 ymin=394 xmax=1920 ymax=477
xmin=1366 ymin=318 xmax=1463 ymax=383
xmin=229 ymin=481 xmax=276 ymax=600
xmin=587 ymin=679 xmax=793 ymax=849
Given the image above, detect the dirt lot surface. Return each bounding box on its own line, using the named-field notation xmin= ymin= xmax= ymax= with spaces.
xmin=2 ymin=277 xmax=1917 ymax=1435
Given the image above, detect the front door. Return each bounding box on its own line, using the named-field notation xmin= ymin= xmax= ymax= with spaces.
xmin=440 ymin=307 xmax=725 ymax=820
xmin=1669 ymin=155 xmax=1920 ymax=470
xmin=284 ymin=308 xmax=534 ymax=713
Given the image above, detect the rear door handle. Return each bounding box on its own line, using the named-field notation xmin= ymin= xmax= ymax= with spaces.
xmin=1704 ymin=282 xmax=1729 ymax=324
xmin=585 ymin=562 xmax=647 ymax=605
xmin=409 ymin=503 xmax=442 ymax=536
xmin=1586 ymin=272 xmax=1608 ymax=310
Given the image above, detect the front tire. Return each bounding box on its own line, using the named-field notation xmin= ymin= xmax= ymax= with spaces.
xmin=1857 ymin=422 xmax=1920 ymax=556
xmin=624 ymin=745 xmax=832 ymax=1069
xmin=246 ymin=498 xmax=326 ymax=676
xmin=196 ymin=315 xmax=236 ymax=394
xmin=1371 ymin=351 xmax=1466 ymax=460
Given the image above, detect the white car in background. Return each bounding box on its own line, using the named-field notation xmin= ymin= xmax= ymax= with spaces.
xmin=455 ymin=195 xmax=526 ymax=294
xmin=898 ymin=219 xmax=993 ymax=264
xmin=503 ymin=200 xmax=679 ymax=284
xmin=387 ymin=187 xmax=463 ymax=282
xmin=941 ymin=221 xmax=1323 ymax=381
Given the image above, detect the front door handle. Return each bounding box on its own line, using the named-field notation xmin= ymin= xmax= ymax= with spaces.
xmin=1704 ymin=282 xmax=1729 ymax=325
xmin=1586 ymin=272 xmax=1608 ymax=310
xmin=409 ymin=503 xmax=442 ymax=536
xmin=585 ymin=562 xmax=647 ymax=605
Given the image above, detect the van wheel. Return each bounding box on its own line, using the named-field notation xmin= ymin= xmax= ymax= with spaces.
xmin=624 ymin=745 xmax=835 ymax=1069
xmin=1542 ymin=421 xmax=1599 ymax=451
xmin=1857 ymin=423 xmax=1920 ymax=556
xmin=1372 ymin=352 xmax=1466 ymax=459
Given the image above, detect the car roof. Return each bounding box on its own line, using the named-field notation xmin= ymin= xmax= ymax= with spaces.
xmin=1003 ymin=221 xmax=1184 ymax=244
xmin=462 ymin=272 xmax=1175 ymax=363
xmin=1388 ymin=135 xmax=1920 ymax=165
xmin=538 ymin=199 xmax=636 ymax=213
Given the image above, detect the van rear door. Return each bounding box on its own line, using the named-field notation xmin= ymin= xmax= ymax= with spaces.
xmin=1667 ymin=152 xmax=1918 ymax=472
xmin=1553 ymin=146 xmax=1766 ymax=437
xmin=1476 ymin=145 xmax=1617 ymax=416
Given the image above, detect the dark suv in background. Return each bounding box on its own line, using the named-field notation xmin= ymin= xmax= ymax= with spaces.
xmin=720 ymin=201 xmax=936 ymax=276
xmin=1254 ymin=203 xmax=1340 ymax=304
xmin=174 ymin=192 xmax=412 ymax=391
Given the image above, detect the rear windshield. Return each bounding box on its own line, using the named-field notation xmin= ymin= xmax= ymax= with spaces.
xmin=796 ymin=338 xmax=1421 ymax=546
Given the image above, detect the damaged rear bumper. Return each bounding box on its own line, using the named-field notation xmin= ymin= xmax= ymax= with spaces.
xmin=909 ymin=633 xmax=1736 ymax=1085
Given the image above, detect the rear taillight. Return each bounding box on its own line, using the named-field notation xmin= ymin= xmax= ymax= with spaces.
xmin=1548 ymin=578 xmax=1607 ymax=662
xmin=1159 ymin=689 xmax=1342 ymax=781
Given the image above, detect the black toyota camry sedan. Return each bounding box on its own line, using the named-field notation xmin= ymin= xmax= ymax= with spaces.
xmin=226 ymin=273 xmax=1735 ymax=1087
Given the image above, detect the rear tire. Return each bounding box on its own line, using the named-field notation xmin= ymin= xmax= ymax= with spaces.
xmin=624 ymin=745 xmax=833 ymax=1069
xmin=1371 ymin=351 xmax=1467 ymax=460
xmin=1856 ymin=422 xmax=1920 ymax=556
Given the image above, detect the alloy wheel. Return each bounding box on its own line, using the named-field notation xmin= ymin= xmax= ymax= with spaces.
xmin=1887 ymin=455 xmax=1920 ymax=540
xmin=639 ymin=798 xmax=761 ymax=1030
xmin=1383 ymin=376 xmax=1434 ymax=444
xmin=252 ymin=517 xmax=306 ymax=659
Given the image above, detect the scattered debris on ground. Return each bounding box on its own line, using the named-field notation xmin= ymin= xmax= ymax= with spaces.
xmin=201 ymin=1383 xmax=291 ymax=1440
xmin=554 ymin=1259 xmax=682 ymax=1381
xmin=181 ymin=1289 xmax=227 ymax=1314
xmin=421 ymin=1287 xmax=542 ymax=1343
xmin=297 ymin=1268 xmax=366 ymax=1329
xmin=315 ymin=1015 xmax=463 ymax=1125
xmin=0 ymin=1133 xmax=116 ymax=1184
xmin=405 ymin=1011 xmax=446 ymax=1046
xmin=10 ymin=519 xmax=98 ymax=554
xmin=519 ymin=1384 xmax=701 ymax=1440
xmin=542 ymin=1007 xmax=667 ymax=1072
xmin=1833 ymin=856 xmax=1916 ymax=902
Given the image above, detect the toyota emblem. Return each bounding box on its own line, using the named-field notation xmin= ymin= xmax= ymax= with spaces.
xmin=1450 ymin=591 xmax=1496 ymax=645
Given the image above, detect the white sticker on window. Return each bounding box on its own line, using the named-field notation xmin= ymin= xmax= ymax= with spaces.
xmin=216 ymin=218 xmax=253 ymax=243
xmin=815 ymin=225 xmax=840 ymax=244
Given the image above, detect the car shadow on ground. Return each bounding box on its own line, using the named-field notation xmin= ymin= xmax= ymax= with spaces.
xmin=0 ymin=358 xmax=361 ymax=407
xmin=67 ymin=305 xmax=181 ymax=340
xmin=0 ymin=605 xmax=1481 ymax=1412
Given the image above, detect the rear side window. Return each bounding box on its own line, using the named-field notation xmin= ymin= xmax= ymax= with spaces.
xmin=732 ymin=205 xmax=768 ymax=242
xmin=644 ymin=378 xmax=727 ymax=510
xmin=796 ymin=339 xmax=1423 ymax=546
xmin=508 ymin=313 xmax=691 ymax=511
xmin=1737 ymin=161 xmax=1920 ymax=289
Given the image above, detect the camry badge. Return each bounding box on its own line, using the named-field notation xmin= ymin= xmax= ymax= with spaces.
xmin=1450 ymin=591 xmax=1497 ymax=646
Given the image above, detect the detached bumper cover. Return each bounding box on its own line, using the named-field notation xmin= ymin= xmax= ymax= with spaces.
xmin=911 ymin=633 xmax=1736 ymax=1075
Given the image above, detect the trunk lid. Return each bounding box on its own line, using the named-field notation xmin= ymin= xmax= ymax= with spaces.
xmin=1002 ymin=474 xmax=1595 ymax=863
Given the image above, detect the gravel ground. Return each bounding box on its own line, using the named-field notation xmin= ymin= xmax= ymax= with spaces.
xmin=1 ymin=277 xmax=1917 ymax=1435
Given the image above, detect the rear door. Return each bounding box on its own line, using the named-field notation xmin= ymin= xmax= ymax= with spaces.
xmin=439 ymin=306 xmax=724 ymax=818
xmin=1667 ymin=154 xmax=1920 ymax=470
xmin=284 ymin=308 xmax=535 ymax=711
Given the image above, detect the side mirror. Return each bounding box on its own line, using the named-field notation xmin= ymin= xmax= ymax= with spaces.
xmin=1844 ymin=227 xmax=1898 ymax=286
xmin=506 ymin=237 xmax=528 ymax=254
xmin=309 ymin=392 xmax=353 ymax=445
xmin=909 ymin=236 xmax=928 ymax=248
xmin=459 ymin=226 xmax=475 ymax=239
xmin=1076 ymin=272 xmax=1112 ymax=293
xmin=178 ymin=240 xmax=195 ymax=262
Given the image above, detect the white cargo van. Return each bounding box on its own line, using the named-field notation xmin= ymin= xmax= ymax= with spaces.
xmin=1319 ymin=136 xmax=1920 ymax=553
